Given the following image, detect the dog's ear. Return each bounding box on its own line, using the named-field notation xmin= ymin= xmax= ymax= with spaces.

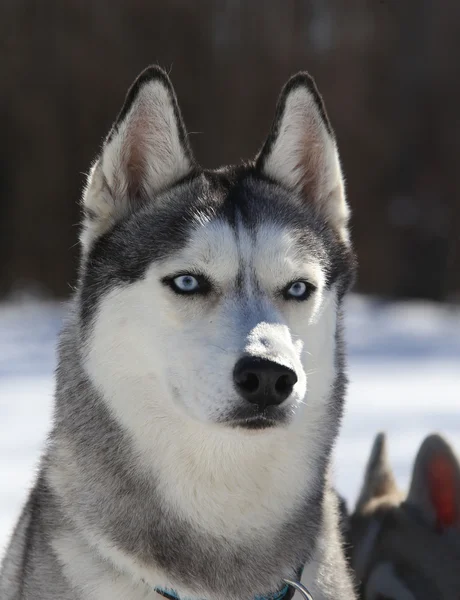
xmin=81 ymin=66 xmax=195 ymax=250
xmin=256 ymin=73 xmax=349 ymax=243
xmin=355 ymin=433 xmax=399 ymax=513
xmin=407 ymin=434 xmax=460 ymax=531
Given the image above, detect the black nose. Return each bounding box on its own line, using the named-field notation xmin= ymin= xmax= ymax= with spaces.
xmin=233 ymin=357 xmax=298 ymax=409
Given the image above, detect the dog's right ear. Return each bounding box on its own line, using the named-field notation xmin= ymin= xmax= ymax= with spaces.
xmin=407 ymin=434 xmax=460 ymax=531
xmin=355 ymin=433 xmax=399 ymax=513
xmin=81 ymin=66 xmax=195 ymax=250
xmin=256 ymin=73 xmax=350 ymax=244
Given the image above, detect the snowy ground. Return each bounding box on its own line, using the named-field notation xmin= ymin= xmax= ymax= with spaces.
xmin=1 ymin=295 xmax=459 ymax=557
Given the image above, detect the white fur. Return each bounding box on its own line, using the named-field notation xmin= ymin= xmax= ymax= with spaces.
xmin=261 ymin=87 xmax=349 ymax=243
xmin=83 ymin=219 xmax=338 ymax=547
xmin=53 ymin=532 xmax=161 ymax=600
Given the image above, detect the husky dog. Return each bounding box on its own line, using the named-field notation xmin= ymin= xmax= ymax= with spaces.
xmin=349 ymin=433 xmax=460 ymax=600
xmin=0 ymin=66 xmax=356 ymax=600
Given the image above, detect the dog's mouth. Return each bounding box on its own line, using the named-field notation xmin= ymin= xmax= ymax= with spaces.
xmin=230 ymin=415 xmax=280 ymax=430
xmin=220 ymin=405 xmax=290 ymax=430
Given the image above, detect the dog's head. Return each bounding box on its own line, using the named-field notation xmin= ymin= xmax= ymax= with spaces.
xmin=349 ymin=433 xmax=460 ymax=600
xmin=78 ymin=66 xmax=355 ymax=433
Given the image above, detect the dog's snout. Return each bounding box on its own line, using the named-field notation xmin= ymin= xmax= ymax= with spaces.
xmin=233 ymin=357 xmax=297 ymax=409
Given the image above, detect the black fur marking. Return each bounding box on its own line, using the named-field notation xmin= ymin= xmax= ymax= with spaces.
xmin=79 ymin=169 xmax=355 ymax=328
xmin=256 ymin=72 xmax=333 ymax=173
xmin=79 ymin=176 xmax=209 ymax=326
xmin=234 ymin=265 xmax=245 ymax=292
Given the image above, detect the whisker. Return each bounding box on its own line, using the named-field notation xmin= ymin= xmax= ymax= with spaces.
xmin=208 ymin=344 xmax=231 ymax=355
xmin=305 ymin=369 xmax=317 ymax=377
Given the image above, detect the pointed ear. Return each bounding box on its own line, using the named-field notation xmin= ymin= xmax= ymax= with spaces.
xmin=407 ymin=434 xmax=460 ymax=531
xmin=256 ymin=73 xmax=349 ymax=243
xmin=355 ymin=433 xmax=400 ymax=512
xmin=81 ymin=66 xmax=195 ymax=250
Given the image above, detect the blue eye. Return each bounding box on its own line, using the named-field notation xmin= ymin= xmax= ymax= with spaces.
xmin=164 ymin=273 xmax=211 ymax=296
xmin=284 ymin=280 xmax=314 ymax=301
xmin=173 ymin=275 xmax=200 ymax=293
xmin=288 ymin=282 xmax=307 ymax=297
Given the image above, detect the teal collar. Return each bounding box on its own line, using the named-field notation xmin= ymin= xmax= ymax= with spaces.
xmin=154 ymin=570 xmax=313 ymax=600
xmin=154 ymin=583 xmax=291 ymax=600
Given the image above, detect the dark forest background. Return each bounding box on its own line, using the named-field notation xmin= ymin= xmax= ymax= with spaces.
xmin=1 ymin=0 xmax=459 ymax=300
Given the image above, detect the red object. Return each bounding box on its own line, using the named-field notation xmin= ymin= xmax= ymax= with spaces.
xmin=428 ymin=456 xmax=457 ymax=530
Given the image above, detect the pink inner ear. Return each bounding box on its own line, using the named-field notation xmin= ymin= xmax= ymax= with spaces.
xmin=428 ymin=455 xmax=457 ymax=530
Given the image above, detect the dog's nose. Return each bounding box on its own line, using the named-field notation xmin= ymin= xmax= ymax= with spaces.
xmin=233 ymin=356 xmax=297 ymax=408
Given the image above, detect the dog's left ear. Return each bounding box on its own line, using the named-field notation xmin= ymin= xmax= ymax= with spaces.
xmin=355 ymin=433 xmax=400 ymax=513
xmin=81 ymin=66 xmax=195 ymax=250
xmin=407 ymin=434 xmax=460 ymax=531
xmin=256 ymin=73 xmax=349 ymax=243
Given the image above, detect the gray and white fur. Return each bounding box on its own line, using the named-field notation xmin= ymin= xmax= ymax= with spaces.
xmin=0 ymin=66 xmax=357 ymax=600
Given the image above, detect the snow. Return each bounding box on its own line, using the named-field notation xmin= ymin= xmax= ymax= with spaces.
xmin=335 ymin=296 xmax=460 ymax=507
xmin=1 ymin=296 xmax=459 ymax=557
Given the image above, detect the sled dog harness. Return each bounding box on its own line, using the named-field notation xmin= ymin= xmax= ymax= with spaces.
xmin=154 ymin=568 xmax=313 ymax=600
